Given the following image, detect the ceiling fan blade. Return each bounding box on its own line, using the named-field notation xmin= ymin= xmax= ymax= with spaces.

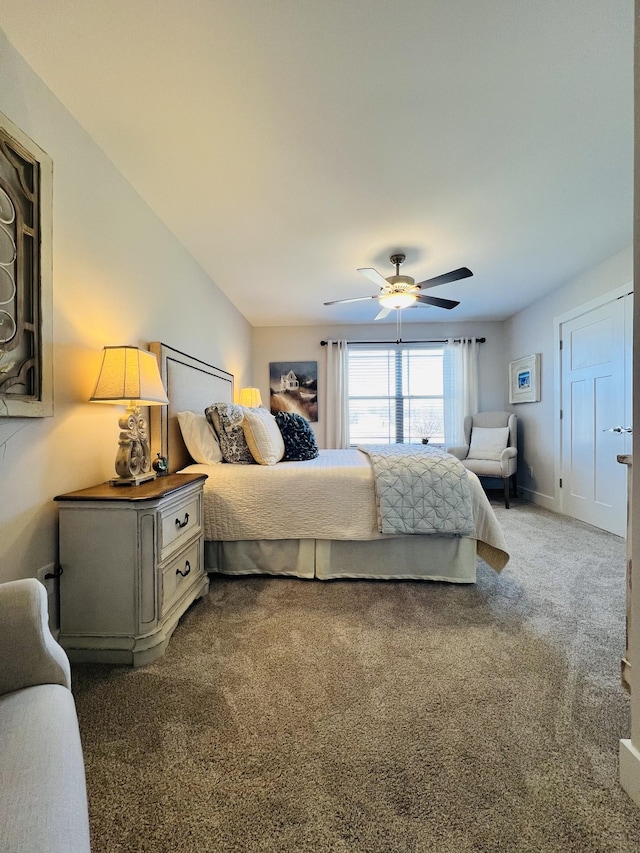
xmin=416 ymin=267 xmax=473 ymax=290
xmin=324 ymin=295 xmax=379 ymax=306
xmin=374 ymin=306 xmax=392 ymax=321
xmin=416 ymin=294 xmax=460 ymax=310
xmin=357 ymin=267 xmax=389 ymax=288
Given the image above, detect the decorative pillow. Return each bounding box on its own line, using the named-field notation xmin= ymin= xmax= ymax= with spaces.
xmin=274 ymin=412 xmax=319 ymax=461
xmin=176 ymin=411 xmax=223 ymax=464
xmin=242 ymin=407 xmax=285 ymax=465
xmin=466 ymin=426 xmax=510 ymax=461
xmin=205 ymin=402 xmax=254 ymax=464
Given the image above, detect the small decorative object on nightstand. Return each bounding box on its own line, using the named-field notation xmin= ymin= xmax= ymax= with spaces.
xmin=54 ymin=473 xmax=208 ymax=666
xmin=90 ymin=345 xmax=169 ymax=485
xmin=153 ymin=453 xmax=169 ymax=476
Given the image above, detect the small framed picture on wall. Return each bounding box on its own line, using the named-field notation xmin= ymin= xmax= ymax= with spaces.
xmin=509 ymin=353 xmax=540 ymax=404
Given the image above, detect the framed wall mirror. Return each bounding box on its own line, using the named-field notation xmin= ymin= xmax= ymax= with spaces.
xmin=0 ymin=111 xmax=53 ymax=417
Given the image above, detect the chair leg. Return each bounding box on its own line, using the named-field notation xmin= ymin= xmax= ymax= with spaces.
xmin=511 ymin=472 xmax=518 ymax=498
xmin=503 ymin=477 xmax=510 ymax=509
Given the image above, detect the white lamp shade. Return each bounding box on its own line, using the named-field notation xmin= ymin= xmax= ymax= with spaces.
xmin=239 ymin=387 xmax=263 ymax=407
xmin=379 ymin=291 xmax=417 ymax=310
xmin=90 ymin=346 xmax=169 ymax=405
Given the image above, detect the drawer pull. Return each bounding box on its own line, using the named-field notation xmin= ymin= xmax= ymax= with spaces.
xmin=175 ymin=512 xmax=190 ymax=529
xmin=176 ymin=561 xmax=191 ymax=578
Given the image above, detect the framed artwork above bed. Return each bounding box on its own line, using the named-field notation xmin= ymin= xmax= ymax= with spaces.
xmin=269 ymin=360 xmax=318 ymax=422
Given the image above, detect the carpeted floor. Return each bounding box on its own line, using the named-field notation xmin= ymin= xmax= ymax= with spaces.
xmin=72 ymin=500 xmax=640 ymax=852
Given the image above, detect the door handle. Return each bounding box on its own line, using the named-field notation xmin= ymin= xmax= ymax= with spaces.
xmin=602 ymin=426 xmax=633 ymax=433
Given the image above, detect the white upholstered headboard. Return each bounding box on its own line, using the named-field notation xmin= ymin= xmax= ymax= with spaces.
xmin=149 ymin=342 xmax=233 ymax=473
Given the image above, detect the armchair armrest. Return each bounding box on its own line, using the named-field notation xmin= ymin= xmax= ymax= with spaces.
xmin=500 ymin=446 xmax=517 ymax=477
xmin=0 ymin=579 xmax=71 ymax=696
xmin=446 ymin=445 xmax=469 ymax=460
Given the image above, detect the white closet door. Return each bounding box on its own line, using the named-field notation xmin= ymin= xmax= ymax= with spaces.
xmin=560 ymin=293 xmax=632 ymax=537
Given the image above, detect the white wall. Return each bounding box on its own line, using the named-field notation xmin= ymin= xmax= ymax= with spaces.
xmin=504 ymin=245 xmax=633 ymax=507
xmin=0 ymin=32 xmax=253 ymax=586
xmin=253 ymin=320 xmax=507 ymax=448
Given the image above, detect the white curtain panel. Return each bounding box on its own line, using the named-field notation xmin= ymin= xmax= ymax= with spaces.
xmin=443 ymin=338 xmax=479 ymax=447
xmin=325 ymin=339 xmax=350 ymax=448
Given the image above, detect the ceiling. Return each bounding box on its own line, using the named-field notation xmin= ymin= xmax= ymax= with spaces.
xmin=0 ymin=0 xmax=633 ymax=327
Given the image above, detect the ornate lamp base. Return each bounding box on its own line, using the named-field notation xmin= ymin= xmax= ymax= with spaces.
xmin=109 ymin=471 xmax=156 ymax=487
xmin=110 ymin=403 xmax=156 ymax=486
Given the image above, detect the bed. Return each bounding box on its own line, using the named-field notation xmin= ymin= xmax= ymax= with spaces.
xmin=149 ymin=342 xmax=509 ymax=582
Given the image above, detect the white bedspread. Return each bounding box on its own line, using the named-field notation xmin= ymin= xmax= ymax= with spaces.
xmin=182 ymin=449 xmax=509 ymax=571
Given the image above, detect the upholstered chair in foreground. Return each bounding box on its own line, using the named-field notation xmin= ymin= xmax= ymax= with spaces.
xmin=0 ymin=578 xmax=91 ymax=852
xmin=447 ymin=411 xmax=518 ymax=508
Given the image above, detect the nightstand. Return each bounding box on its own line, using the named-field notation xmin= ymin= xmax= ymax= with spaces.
xmin=54 ymin=473 xmax=209 ymax=666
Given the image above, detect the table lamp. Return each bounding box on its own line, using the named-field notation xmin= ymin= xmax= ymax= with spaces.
xmin=90 ymin=346 xmax=169 ymax=485
xmin=239 ymin=387 xmax=262 ymax=408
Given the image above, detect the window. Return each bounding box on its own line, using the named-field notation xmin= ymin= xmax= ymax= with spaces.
xmin=348 ymin=344 xmax=445 ymax=445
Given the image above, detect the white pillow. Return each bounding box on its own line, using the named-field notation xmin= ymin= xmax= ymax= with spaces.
xmin=242 ymin=407 xmax=285 ymax=465
xmin=467 ymin=426 xmax=510 ymax=461
xmin=176 ymin=411 xmax=223 ymax=464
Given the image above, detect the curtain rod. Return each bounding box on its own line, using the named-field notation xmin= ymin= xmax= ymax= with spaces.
xmin=320 ymin=337 xmax=486 ymax=346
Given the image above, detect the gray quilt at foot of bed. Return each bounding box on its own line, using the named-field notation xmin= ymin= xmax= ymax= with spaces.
xmin=357 ymin=444 xmax=475 ymax=536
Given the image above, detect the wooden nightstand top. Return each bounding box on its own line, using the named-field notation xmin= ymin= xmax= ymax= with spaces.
xmin=54 ymin=472 xmax=207 ymax=503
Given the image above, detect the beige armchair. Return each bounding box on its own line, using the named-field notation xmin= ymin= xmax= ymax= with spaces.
xmin=0 ymin=579 xmax=91 ymax=853
xmin=447 ymin=411 xmax=518 ymax=508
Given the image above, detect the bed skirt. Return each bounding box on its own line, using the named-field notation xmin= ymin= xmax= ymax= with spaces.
xmin=204 ymin=536 xmax=477 ymax=583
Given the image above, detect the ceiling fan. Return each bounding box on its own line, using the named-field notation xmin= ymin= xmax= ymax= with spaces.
xmin=324 ymin=254 xmax=473 ymax=320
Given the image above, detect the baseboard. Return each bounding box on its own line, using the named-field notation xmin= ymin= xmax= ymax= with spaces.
xmin=517 ymin=486 xmax=556 ymax=511
xmin=620 ymin=739 xmax=640 ymax=806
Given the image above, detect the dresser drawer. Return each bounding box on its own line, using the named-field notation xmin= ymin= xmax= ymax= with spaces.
xmin=158 ymin=490 xmax=202 ymax=562
xmin=161 ymin=539 xmax=203 ymax=617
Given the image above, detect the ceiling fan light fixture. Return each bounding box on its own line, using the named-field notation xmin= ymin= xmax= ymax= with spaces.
xmin=386 ymin=274 xmax=415 ymax=288
xmin=379 ymin=291 xmax=417 ymax=310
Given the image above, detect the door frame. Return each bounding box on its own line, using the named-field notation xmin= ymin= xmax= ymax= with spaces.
xmin=553 ymin=282 xmax=633 ymax=516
